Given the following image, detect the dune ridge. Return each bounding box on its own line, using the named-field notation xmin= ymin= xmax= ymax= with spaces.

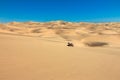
xmin=0 ymin=21 xmax=120 ymax=47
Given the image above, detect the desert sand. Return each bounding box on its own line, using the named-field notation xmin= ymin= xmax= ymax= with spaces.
xmin=0 ymin=21 xmax=120 ymax=80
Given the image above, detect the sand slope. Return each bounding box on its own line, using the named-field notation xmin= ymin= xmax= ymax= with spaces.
xmin=0 ymin=33 xmax=120 ymax=80
xmin=0 ymin=21 xmax=120 ymax=80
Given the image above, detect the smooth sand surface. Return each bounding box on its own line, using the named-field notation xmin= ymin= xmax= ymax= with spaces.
xmin=0 ymin=33 xmax=120 ymax=80
xmin=0 ymin=21 xmax=120 ymax=80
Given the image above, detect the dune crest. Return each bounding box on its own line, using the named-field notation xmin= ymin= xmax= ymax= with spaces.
xmin=0 ymin=21 xmax=120 ymax=47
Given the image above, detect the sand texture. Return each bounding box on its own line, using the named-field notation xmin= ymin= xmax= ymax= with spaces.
xmin=0 ymin=21 xmax=120 ymax=80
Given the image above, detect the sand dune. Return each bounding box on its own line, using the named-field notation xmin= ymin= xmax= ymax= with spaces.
xmin=0 ymin=21 xmax=120 ymax=80
xmin=0 ymin=21 xmax=120 ymax=47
